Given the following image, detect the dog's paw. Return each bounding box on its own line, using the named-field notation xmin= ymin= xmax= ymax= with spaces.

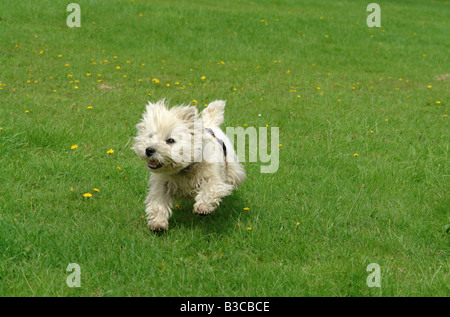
xmin=193 ymin=201 xmax=216 ymax=216
xmin=148 ymin=218 xmax=169 ymax=232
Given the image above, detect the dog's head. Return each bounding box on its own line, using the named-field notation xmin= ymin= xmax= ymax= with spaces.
xmin=132 ymin=100 xmax=202 ymax=174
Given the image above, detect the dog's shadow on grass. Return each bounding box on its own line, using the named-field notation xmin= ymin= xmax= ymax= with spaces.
xmin=169 ymin=193 xmax=250 ymax=235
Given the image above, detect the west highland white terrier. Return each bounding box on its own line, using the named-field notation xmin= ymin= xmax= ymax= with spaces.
xmin=132 ymin=100 xmax=246 ymax=232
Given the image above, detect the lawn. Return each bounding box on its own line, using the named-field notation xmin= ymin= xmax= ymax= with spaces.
xmin=0 ymin=0 xmax=448 ymax=296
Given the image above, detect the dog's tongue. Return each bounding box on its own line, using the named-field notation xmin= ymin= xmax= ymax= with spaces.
xmin=148 ymin=160 xmax=159 ymax=167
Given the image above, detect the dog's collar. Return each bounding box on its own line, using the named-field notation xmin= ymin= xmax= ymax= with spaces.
xmin=178 ymin=129 xmax=227 ymax=174
xmin=205 ymin=128 xmax=227 ymax=165
xmin=179 ymin=163 xmax=196 ymax=173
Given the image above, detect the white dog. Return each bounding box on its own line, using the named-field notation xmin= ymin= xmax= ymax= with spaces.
xmin=132 ymin=99 xmax=246 ymax=231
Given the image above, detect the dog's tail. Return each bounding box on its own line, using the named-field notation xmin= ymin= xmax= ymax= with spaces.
xmin=201 ymin=100 xmax=226 ymax=127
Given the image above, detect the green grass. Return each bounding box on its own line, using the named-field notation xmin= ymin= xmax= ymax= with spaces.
xmin=0 ymin=0 xmax=448 ymax=296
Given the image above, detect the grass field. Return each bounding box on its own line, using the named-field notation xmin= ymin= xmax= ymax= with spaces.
xmin=0 ymin=0 xmax=448 ymax=297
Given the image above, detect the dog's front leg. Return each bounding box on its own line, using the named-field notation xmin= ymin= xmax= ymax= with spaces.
xmin=193 ymin=179 xmax=234 ymax=215
xmin=145 ymin=180 xmax=172 ymax=232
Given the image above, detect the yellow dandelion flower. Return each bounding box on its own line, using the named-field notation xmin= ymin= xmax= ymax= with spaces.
xmin=25 ymin=110 xmax=29 ymax=113
xmin=71 ymin=144 xmax=78 ymax=149
xmin=107 ymin=149 xmax=114 ymax=154
xmin=39 ymin=50 xmax=44 ymax=54
xmin=201 ymin=76 xmax=206 ymax=80
xmin=247 ymin=227 xmax=252 ymax=231
xmin=243 ymin=207 xmax=250 ymax=211
xmin=83 ymin=193 xmax=93 ymax=198
xmin=354 ymin=153 xmax=359 ymax=157
xmin=436 ymin=101 xmax=441 ymax=104
xmin=116 ymin=165 xmax=121 ymax=170
xmin=87 ymin=106 xmax=93 ymax=109
xmin=93 ymin=188 xmax=100 ymax=192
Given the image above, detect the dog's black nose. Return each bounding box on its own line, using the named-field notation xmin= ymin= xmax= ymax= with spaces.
xmin=145 ymin=147 xmax=156 ymax=157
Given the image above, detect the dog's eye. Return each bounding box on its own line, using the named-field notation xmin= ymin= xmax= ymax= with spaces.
xmin=166 ymin=138 xmax=175 ymax=144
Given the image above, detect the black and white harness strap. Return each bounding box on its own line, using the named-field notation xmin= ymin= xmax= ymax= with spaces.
xmin=205 ymin=128 xmax=227 ymax=166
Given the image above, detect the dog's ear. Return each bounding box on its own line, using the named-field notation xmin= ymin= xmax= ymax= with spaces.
xmin=145 ymin=100 xmax=166 ymax=113
xmin=173 ymin=106 xmax=198 ymax=122
xmin=136 ymin=121 xmax=146 ymax=132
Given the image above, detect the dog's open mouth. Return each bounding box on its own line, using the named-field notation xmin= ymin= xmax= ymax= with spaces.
xmin=147 ymin=159 xmax=162 ymax=169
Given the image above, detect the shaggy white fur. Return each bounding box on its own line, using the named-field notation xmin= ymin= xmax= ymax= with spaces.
xmin=132 ymin=99 xmax=246 ymax=231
